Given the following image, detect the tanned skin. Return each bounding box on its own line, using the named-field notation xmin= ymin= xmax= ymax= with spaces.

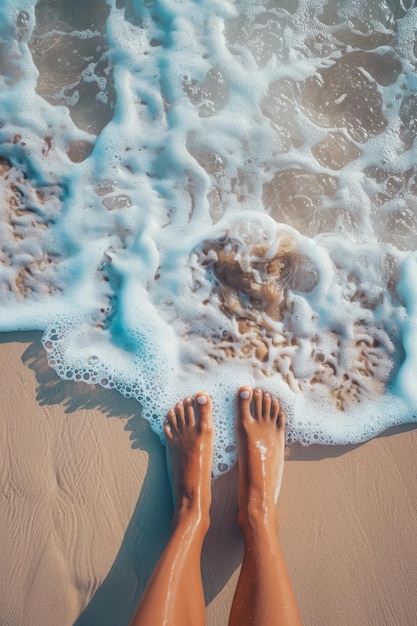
xmin=129 ymin=387 xmax=302 ymax=626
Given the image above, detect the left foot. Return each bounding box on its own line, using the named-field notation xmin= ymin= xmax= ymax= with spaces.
xmin=164 ymin=393 xmax=214 ymax=531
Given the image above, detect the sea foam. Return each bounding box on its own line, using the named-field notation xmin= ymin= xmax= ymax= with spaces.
xmin=1 ymin=0 xmax=417 ymax=475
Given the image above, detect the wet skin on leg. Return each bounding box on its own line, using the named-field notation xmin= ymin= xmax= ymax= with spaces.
xmin=129 ymin=392 xmax=213 ymax=626
xmin=229 ymin=386 xmax=303 ymax=626
xmin=129 ymin=386 xmax=301 ymax=626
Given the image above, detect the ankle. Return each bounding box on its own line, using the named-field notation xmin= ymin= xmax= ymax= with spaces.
xmin=174 ymin=499 xmax=211 ymax=535
xmin=237 ymin=499 xmax=279 ymax=536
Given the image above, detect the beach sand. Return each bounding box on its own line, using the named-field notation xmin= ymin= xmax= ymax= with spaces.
xmin=1 ymin=331 xmax=417 ymax=626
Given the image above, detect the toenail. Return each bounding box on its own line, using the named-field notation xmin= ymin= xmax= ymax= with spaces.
xmin=240 ymin=390 xmax=250 ymax=399
xmin=197 ymin=395 xmax=207 ymax=405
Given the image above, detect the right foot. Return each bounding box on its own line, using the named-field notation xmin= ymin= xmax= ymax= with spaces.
xmin=164 ymin=392 xmax=214 ymax=531
xmin=235 ymin=386 xmax=286 ymax=532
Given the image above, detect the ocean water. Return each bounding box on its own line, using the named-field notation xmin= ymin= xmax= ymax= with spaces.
xmin=1 ymin=0 xmax=417 ymax=475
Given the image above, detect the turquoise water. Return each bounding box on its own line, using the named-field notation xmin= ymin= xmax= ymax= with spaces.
xmin=1 ymin=0 xmax=417 ymax=474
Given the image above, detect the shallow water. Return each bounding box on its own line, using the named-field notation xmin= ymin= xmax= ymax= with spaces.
xmin=1 ymin=0 xmax=417 ymax=475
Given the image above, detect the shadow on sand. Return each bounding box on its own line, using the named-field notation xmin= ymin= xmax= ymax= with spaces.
xmin=3 ymin=330 xmax=416 ymax=625
xmin=2 ymin=332 xmax=244 ymax=624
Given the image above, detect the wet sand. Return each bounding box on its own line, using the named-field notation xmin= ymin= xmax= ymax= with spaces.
xmin=1 ymin=331 xmax=417 ymax=626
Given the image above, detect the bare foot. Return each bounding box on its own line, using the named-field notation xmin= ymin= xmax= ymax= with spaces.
xmin=164 ymin=392 xmax=214 ymax=531
xmin=235 ymin=386 xmax=286 ymax=532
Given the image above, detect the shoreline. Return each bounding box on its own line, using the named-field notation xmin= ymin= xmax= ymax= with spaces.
xmin=1 ymin=331 xmax=417 ymax=625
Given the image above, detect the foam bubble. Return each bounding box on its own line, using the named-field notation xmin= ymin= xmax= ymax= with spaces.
xmin=0 ymin=0 xmax=416 ymax=476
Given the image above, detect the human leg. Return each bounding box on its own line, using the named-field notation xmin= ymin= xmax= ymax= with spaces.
xmin=129 ymin=392 xmax=213 ymax=626
xmin=229 ymin=387 xmax=302 ymax=626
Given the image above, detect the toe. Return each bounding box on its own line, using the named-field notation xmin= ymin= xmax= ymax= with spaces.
xmin=175 ymin=401 xmax=186 ymax=429
xmin=167 ymin=407 xmax=178 ymax=428
xmin=165 ymin=408 xmax=178 ymax=437
xmin=195 ymin=392 xmax=212 ymax=431
xmin=164 ymin=418 xmax=174 ymax=441
xmin=184 ymin=396 xmax=195 ymax=426
xmin=271 ymin=395 xmax=280 ymax=422
xmin=278 ymin=408 xmax=286 ymax=430
xmin=262 ymin=391 xmax=272 ymax=420
xmin=253 ymin=387 xmax=263 ymax=420
xmin=236 ymin=386 xmax=253 ymax=419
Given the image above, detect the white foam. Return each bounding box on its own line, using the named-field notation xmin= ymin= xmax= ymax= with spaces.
xmin=0 ymin=0 xmax=416 ymax=476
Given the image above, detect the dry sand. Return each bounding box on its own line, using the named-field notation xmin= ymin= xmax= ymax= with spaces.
xmin=1 ymin=331 xmax=417 ymax=626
